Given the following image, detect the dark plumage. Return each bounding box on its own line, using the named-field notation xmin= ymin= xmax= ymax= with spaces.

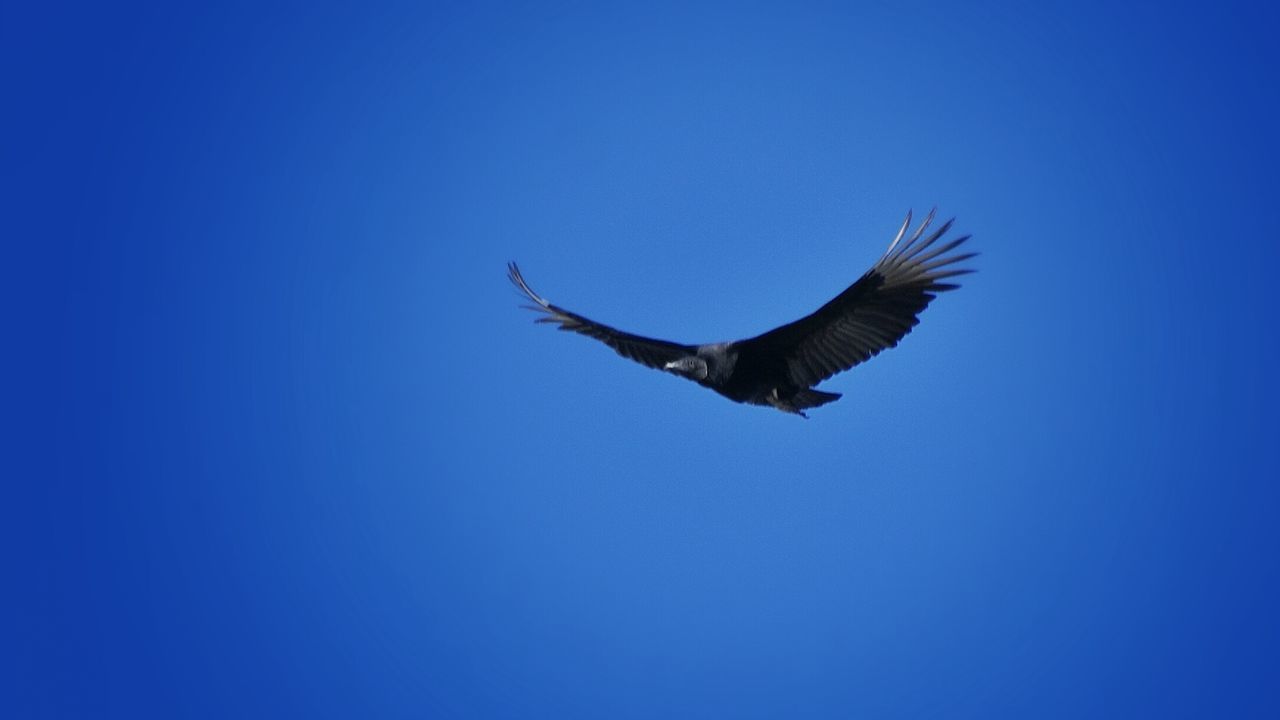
xmin=509 ymin=209 xmax=975 ymax=417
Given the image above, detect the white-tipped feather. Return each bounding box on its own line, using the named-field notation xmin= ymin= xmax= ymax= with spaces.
xmin=885 ymin=210 xmax=913 ymax=254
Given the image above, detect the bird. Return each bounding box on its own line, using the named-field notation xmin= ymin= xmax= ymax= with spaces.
xmin=508 ymin=209 xmax=974 ymax=417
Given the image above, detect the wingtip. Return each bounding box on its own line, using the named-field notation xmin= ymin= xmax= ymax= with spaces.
xmin=507 ymin=261 xmax=553 ymax=310
xmin=507 ymin=261 xmax=526 ymax=292
xmin=903 ymin=207 xmax=938 ymax=249
xmin=887 ymin=210 xmax=913 ymax=253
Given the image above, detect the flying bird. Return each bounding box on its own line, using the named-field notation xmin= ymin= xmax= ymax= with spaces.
xmin=509 ymin=209 xmax=974 ymax=417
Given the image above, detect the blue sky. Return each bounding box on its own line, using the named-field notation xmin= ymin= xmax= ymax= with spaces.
xmin=8 ymin=2 xmax=1280 ymax=717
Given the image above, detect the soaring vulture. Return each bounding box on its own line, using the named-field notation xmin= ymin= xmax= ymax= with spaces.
xmin=509 ymin=209 xmax=974 ymax=417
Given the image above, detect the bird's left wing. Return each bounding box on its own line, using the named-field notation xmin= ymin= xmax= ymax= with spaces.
xmin=733 ymin=210 xmax=975 ymax=388
xmin=508 ymin=263 xmax=697 ymax=370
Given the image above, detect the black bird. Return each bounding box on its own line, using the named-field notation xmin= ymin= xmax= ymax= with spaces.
xmin=509 ymin=209 xmax=974 ymax=417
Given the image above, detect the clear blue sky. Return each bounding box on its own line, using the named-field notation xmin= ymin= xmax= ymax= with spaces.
xmin=8 ymin=2 xmax=1280 ymax=717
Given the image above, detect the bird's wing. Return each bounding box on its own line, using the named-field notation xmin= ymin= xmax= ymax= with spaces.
xmin=734 ymin=209 xmax=975 ymax=388
xmin=508 ymin=262 xmax=697 ymax=370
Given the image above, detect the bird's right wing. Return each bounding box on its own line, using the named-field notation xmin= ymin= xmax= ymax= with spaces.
xmin=733 ymin=210 xmax=975 ymax=388
xmin=508 ymin=263 xmax=697 ymax=371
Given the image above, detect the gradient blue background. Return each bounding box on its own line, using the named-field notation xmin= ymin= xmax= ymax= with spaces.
xmin=8 ymin=2 xmax=1280 ymax=717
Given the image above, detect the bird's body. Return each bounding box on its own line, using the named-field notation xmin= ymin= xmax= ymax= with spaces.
xmin=668 ymin=342 xmax=828 ymax=413
xmin=510 ymin=210 xmax=974 ymax=417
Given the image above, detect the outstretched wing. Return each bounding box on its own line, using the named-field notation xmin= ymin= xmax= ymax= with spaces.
xmin=734 ymin=209 xmax=975 ymax=388
xmin=508 ymin=262 xmax=697 ymax=370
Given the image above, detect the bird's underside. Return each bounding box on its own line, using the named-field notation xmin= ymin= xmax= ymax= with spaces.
xmin=509 ymin=209 xmax=974 ymax=417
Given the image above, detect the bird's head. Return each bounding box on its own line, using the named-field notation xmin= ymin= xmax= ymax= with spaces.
xmin=664 ymin=356 xmax=708 ymax=380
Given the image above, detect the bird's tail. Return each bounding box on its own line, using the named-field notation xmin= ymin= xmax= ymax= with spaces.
xmin=793 ymin=389 xmax=842 ymax=410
